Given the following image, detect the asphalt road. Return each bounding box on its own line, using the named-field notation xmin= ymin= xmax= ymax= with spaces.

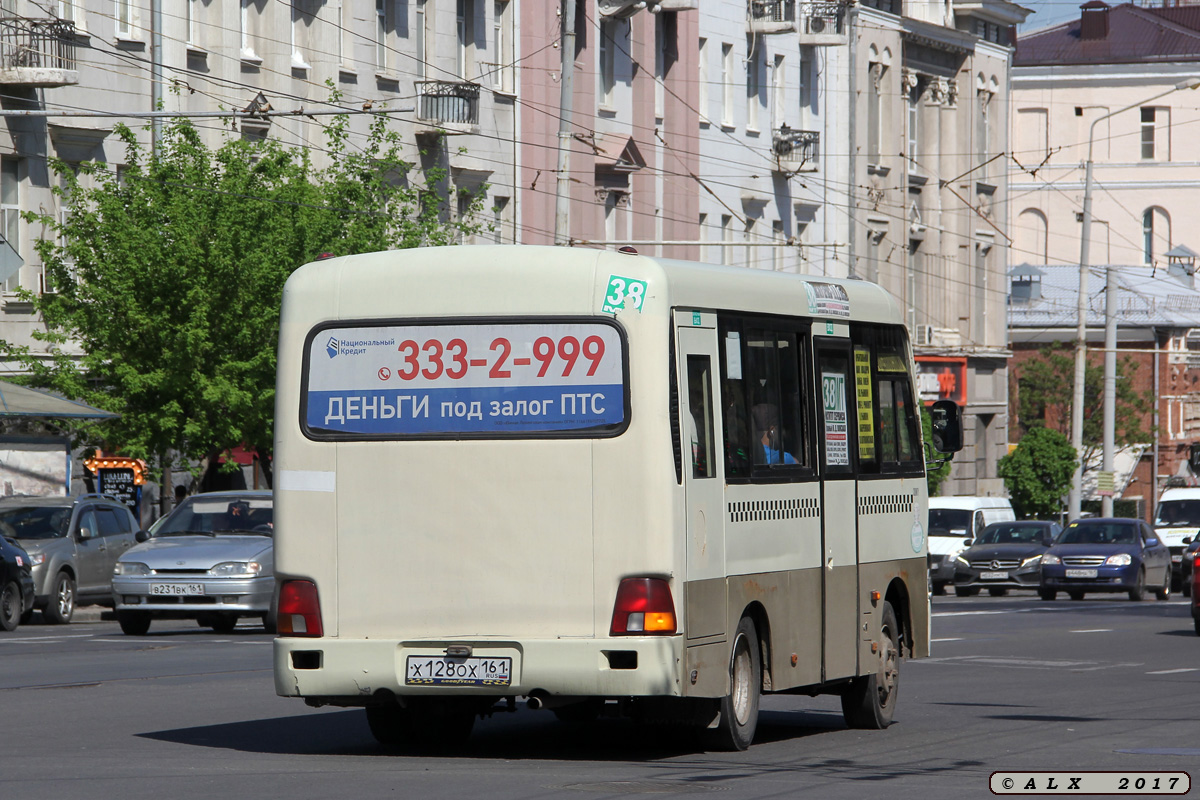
xmin=2 ymin=594 xmax=1198 ymax=800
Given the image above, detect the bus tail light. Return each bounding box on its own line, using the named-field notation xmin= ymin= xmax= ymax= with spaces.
xmin=278 ymin=580 xmax=323 ymax=637
xmin=610 ymin=578 xmax=676 ymax=635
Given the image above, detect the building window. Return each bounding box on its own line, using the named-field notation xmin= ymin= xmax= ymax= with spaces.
xmin=240 ymin=0 xmax=260 ymax=61
xmin=457 ymin=0 xmax=477 ymax=80
xmin=698 ymin=38 xmax=709 ymax=123
xmin=57 ymin=1 xmax=76 ymax=22
xmin=1143 ymin=207 xmax=1171 ymax=264
xmin=2 ymin=158 xmax=19 ymax=293
xmin=183 ymin=0 xmax=195 ymax=44
xmin=416 ymin=0 xmax=430 ymax=79
xmin=292 ymin=1 xmax=312 ymax=71
xmin=771 ymin=54 xmax=785 ymax=132
xmin=116 ymin=0 xmax=135 ymax=38
xmin=907 ymin=78 xmax=921 ymax=167
xmin=376 ymin=0 xmax=388 ymax=71
xmin=492 ymin=1 xmax=513 ymax=92
xmin=867 ymin=61 xmax=884 ymax=163
xmin=746 ymin=35 xmax=760 ymax=131
xmin=977 ymin=87 xmax=993 ymax=181
xmin=492 ymin=196 xmax=510 ymax=243
xmin=599 ymin=19 xmax=618 ymax=108
xmin=1141 ymin=106 xmax=1158 ymax=160
xmin=721 ymin=42 xmax=734 ymax=127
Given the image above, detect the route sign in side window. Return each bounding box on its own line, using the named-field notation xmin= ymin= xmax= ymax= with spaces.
xmin=302 ymin=319 xmax=629 ymax=439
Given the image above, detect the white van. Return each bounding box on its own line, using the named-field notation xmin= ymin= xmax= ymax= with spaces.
xmin=927 ymin=497 xmax=1016 ymax=595
xmin=1153 ymin=488 xmax=1200 ymax=591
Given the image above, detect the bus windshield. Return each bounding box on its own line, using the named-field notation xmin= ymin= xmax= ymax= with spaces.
xmin=1154 ymin=500 xmax=1200 ymax=527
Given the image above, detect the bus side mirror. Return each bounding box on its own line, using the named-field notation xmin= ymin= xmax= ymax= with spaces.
xmin=930 ymin=400 xmax=964 ymax=453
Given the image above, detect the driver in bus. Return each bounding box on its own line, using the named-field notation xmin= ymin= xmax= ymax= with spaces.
xmin=752 ymin=404 xmax=798 ymax=466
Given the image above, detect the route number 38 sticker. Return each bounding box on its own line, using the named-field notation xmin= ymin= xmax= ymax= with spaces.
xmin=602 ymin=275 xmax=647 ymax=314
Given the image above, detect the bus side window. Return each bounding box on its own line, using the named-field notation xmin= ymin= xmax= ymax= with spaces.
xmin=686 ymin=355 xmax=715 ymax=479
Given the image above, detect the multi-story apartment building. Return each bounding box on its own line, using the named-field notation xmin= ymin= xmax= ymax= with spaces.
xmin=1010 ymin=2 xmax=1200 ymax=507
xmin=1 ymin=1 xmax=1024 ymax=494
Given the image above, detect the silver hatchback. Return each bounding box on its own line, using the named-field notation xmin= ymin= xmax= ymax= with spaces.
xmin=1 ymin=495 xmax=140 ymax=624
xmin=111 ymin=491 xmax=274 ymax=635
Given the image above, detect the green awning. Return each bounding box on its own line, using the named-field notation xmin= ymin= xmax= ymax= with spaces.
xmin=0 ymin=380 xmax=118 ymax=419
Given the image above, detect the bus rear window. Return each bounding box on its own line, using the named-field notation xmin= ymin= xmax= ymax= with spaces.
xmin=301 ymin=319 xmax=628 ymax=439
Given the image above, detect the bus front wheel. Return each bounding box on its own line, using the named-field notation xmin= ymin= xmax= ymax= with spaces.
xmin=707 ymin=615 xmax=761 ymax=751
xmin=841 ymin=601 xmax=899 ymax=730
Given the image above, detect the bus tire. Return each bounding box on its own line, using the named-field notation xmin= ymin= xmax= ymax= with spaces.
xmin=841 ymin=601 xmax=899 ymax=730
xmin=707 ymin=615 xmax=761 ymax=751
xmin=365 ymin=703 xmax=415 ymax=747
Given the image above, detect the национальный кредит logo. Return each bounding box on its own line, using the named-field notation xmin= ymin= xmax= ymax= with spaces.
xmin=326 ymin=337 xmax=339 ymax=358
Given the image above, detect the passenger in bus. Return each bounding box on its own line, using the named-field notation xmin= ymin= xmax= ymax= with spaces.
xmin=752 ymin=404 xmax=798 ymax=466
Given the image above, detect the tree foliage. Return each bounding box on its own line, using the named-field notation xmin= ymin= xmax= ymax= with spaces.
xmin=997 ymin=427 xmax=1077 ymax=519
xmin=3 ymin=107 xmax=483 ymax=491
xmin=1014 ymin=341 xmax=1155 ymax=473
xmin=922 ymin=406 xmax=952 ymax=496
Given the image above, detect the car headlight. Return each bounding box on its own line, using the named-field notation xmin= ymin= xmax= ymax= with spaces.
xmin=1020 ymin=555 xmax=1043 ymax=568
xmin=114 ymin=562 xmax=150 ymax=576
xmin=955 ymin=556 xmax=971 ymax=567
xmin=30 ymin=552 xmax=46 ymax=566
xmin=208 ymin=561 xmax=263 ymax=578
xmin=1042 ymin=554 xmax=1061 ymax=565
xmin=1105 ymin=553 xmax=1133 ymax=566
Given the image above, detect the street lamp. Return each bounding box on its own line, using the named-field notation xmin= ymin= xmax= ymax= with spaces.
xmin=1070 ymin=77 xmax=1200 ymax=521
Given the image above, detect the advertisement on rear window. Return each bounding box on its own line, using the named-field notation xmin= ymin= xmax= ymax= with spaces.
xmin=302 ymin=319 xmax=628 ymax=438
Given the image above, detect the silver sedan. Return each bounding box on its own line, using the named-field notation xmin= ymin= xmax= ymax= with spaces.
xmin=111 ymin=491 xmax=274 ymax=635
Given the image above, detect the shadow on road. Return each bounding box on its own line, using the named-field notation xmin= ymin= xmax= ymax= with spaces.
xmin=138 ymin=706 xmax=859 ymax=761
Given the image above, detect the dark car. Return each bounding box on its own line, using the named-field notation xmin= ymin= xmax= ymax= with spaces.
xmin=951 ymin=520 xmax=1063 ymax=596
xmin=1 ymin=534 xmax=35 ymax=631
xmin=1039 ymin=518 xmax=1171 ymax=602
xmin=1189 ymin=544 xmax=1200 ymax=635
xmin=1181 ymin=536 xmax=1199 ymax=598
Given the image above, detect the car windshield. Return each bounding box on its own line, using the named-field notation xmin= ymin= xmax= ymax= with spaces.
xmin=155 ymin=497 xmax=273 ymax=536
xmin=1154 ymin=500 xmax=1200 ymax=527
xmin=0 ymin=506 xmax=72 ymax=540
xmin=975 ymin=524 xmax=1046 ymax=545
xmin=928 ymin=508 xmax=972 ymax=536
xmin=1058 ymin=523 xmax=1137 ymax=546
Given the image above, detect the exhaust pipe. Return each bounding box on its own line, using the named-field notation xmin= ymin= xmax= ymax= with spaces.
xmin=526 ymin=690 xmax=550 ymax=710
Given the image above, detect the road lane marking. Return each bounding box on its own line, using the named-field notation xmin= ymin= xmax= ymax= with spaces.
xmin=1070 ymin=629 xmax=1112 ymax=633
xmin=1146 ymin=668 xmax=1199 ymax=675
xmin=932 ymin=638 xmax=964 ymax=642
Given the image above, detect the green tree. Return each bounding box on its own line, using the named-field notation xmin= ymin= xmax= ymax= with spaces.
xmin=3 ymin=109 xmax=483 ymax=504
xmin=1014 ymin=341 xmax=1154 ymax=476
xmin=922 ymin=406 xmax=952 ymax=496
xmin=997 ymin=427 xmax=1077 ymax=519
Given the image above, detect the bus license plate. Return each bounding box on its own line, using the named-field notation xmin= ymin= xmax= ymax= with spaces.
xmin=405 ymin=655 xmax=512 ymax=687
xmin=150 ymin=583 xmax=204 ymax=595
xmin=980 ymin=571 xmax=1008 ymax=580
xmin=1065 ymin=569 xmax=1098 ymax=579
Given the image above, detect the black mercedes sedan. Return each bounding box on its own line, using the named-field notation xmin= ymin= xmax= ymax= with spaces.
xmin=950 ymin=520 xmax=1063 ymax=597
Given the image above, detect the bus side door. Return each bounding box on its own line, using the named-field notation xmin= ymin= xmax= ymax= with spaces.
xmin=814 ymin=336 xmax=860 ymax=682
xmin=675 ymin=312 xmax=727 ymax=640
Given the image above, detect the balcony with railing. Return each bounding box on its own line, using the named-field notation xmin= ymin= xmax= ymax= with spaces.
xmin=0 ymin=17 xmax=78 ymax=87
xmin=415 ymin=80 xmax=481 ymax=134
xmin=797 ymin=1 xmax=847 ymax=45
xmin=749 ymin=0 xmax=796 ymax=34
xmin=772 ymin=126 xmax=819 ymax=173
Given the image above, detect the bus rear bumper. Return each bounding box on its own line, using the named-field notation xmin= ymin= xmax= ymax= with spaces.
xmin=273 ymin=635 xmax=686 ymax=701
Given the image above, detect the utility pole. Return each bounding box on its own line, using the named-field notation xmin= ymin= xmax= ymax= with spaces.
xmin=553 ymin=1 xmax=577 ymax=246
xmin=151 ymin=0 xmax=163 ymax=149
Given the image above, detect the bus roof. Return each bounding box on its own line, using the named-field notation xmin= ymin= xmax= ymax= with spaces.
xmin=285 ymin=245 xmax=905 ymax=327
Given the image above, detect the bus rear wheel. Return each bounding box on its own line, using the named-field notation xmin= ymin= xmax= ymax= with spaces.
xmin=841 ymin=601 xmax=899 ymax=730
xmin=707 ymin=615 xmax=761 ymax=751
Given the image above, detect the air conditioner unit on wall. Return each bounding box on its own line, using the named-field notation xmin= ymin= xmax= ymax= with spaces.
xmin=915 ymin=324 xmax=934 ymax=346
